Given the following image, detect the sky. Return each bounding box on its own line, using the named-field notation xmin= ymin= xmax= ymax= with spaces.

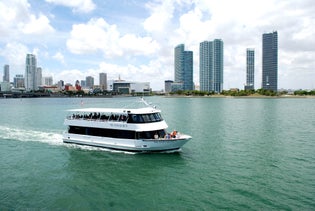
xmin=0 ymin=0 xmax=314 ymax=90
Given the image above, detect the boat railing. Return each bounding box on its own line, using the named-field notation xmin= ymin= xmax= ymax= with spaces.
xmin=67 ymin=113 xmax=129 ymax=123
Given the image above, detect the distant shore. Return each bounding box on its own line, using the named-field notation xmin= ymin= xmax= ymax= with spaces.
xmin=165 ymin=94 xmax=315 ymax=99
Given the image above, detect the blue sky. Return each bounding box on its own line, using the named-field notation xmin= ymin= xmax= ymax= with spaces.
xmin=0 ymin=0 xmax=314 ymax=90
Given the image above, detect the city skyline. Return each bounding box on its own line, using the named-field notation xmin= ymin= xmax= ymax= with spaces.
xmin=0 ymin=0 xmax=314 ymax=90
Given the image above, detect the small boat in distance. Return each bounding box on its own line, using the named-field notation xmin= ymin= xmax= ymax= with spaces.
xmin=63 ymin=98 xmax=191 ymax=152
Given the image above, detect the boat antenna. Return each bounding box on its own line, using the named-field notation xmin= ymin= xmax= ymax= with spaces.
xmin=140 ymin=97 xmax=156 ymax=108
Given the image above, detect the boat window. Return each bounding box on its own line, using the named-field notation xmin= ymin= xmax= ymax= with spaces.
xmin=127 ymin=113 xmax=163 ymax=123
xmin=68 ymin=126 xmax=136 ymax=139
xmin=136 ymin=129 xmax=166 ymax=139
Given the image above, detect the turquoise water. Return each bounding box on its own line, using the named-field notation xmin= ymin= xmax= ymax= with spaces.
xmin=0 ymin=96 xmax=314 ymax=210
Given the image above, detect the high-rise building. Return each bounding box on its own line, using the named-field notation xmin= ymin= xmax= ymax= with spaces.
xmin=262 ymin=31 xmax=278 ymax=92
xmin=3 ymin=65 xmax=9 ymax=82
xmin=199 ymin=39 xmax=224 ymax=93
xmin=35 ymin=67 xmax=42 ymax=89
xmin=25 ymin=54 xmax=37 ymax=91
xmin=245 ymin=48 xmax=255 ymax=90
xmin=86 ymin=76 xmax=94 ymax=89
xmin=99 ymin=73 xmax=107 ymax=90
xmin=25 ymin=54 xmax=43 ymax=91
xmin=200 ymin=41 xmax=212 ymax=91
xmin=81 ymin=80 xmax=86 ymax=88
xmin=174 ymin=44 xmax=193 ymax=91
xmin=14 ymin=74 xmax=25 ymax=88
xmin=43 ymin=76 xmax=53 ymax=86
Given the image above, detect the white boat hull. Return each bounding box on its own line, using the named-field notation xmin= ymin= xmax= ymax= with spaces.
xmin=63 ymin=132 xmax=191 ymax=152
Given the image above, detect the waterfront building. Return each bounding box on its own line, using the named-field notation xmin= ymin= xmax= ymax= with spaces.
xmin=13 ymin=74 xmax=25 ymax=88
xmin=43 ymin=76 xmax=53 ymax=86
xmin=35 ymin=67 xmax=42 ymax=90
xmin=0 ymin=82 xmax=11 ymax=92
xmin=99 ymin=72 xmax=107 ymax=91
xmin=164 ymin=80 xmax=173 ymax=93
xmin=174 ymin=44 xmax=193 ymax=91
xmin=75 ymin=80 xmax=81 ymax=91
xmin=199 ymin=39 xmax=224 ymax=93
xmin=24 ymin=54 xmax=42 ymax=91
xmin=113 ymin=81 xmax=150 ymax=94
xmin=171 ymin=82 xmax=184 ymax=92
xmin=80 ymin=80 xmax=86 ymax=88
xmin=25 ymin=54 xmax=37 ymax=91
xmin=57 ymin=80 xmax=64 ymax=89
xmin=262 ymin=31 xmax=278 ymax=92
xmin=86 ymin=76 xmax=94 ymax=89
xmin=3 ymin=65 xmax=9 ymax=82
xmin=245 ymin=48 xmax=255 ymax=90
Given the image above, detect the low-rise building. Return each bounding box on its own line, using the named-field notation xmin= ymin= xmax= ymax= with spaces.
xmin=113 ymin=81 xmax=151 ymax=94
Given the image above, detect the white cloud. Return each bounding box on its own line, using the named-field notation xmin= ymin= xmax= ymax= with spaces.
xmin=67 ymin=18 xmax=160 ymax=58
xmin=119 ymin=34 xmax=160 ymax=55
xmin=52 ymin=52 xmax=65 ymax=64
xmin=143 ymin=0 xmax=174 ymax=33
xmin=45 ymin=0 xmax=96 ymax=13
xmin=0 ymin=42 xmax=28 ymax=67
xmin=66 ymin=18 xmax=121 ymax=56
xmin=0 ymin=0 xmax=54 ymax=39
xmin=21 ymin=13 xmax=55 ymax=34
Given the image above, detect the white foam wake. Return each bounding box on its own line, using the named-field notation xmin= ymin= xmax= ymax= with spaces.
xmin=0 ymin=125 xmax=64 ymax=146
xmin=0 ymin=125 xmax=136 ymax=153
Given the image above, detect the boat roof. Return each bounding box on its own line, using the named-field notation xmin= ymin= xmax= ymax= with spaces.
xmin=67 ymin=107 xmax=161 ymax=114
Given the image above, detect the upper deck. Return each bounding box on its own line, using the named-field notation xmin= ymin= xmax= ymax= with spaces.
xmin=68 ymin=107 xmax=161 ymax=115
xmin=65 ymin=106 xmax=167 ymax=131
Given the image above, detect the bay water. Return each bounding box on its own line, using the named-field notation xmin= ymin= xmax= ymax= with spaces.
xmin=0 ymin=96 xmax=314 ymax=210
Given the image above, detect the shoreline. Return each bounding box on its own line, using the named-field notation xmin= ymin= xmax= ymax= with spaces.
xmin=164 ymin=94 xmax=315 ymax=99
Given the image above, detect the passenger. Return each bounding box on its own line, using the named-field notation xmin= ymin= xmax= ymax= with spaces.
xmin=165 ymin=133 xmax=171 ymax=139
xmin=171 ymin=130 xmax=177 ymax=138
xmin=154 ymin=133 xmax=159 ymax=139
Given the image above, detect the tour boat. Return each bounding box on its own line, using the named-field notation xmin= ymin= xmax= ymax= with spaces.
xmin=63 ymin=99 xmax=191 ymax=152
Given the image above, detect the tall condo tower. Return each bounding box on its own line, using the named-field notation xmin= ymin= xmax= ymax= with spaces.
xmin=3 ymin=65 xmax=10 ymax=82
xmin=35 ymin=67 xmax=42 ymax=89
xmin=25 ymin=54 xmax=37 ymax=91
xmin=99 ymin=72 xmax=107 ymax=90
xmin=174 ymin=44 xmax=193 ymax=90
xmin=245 ymin=48 xmax=255 ymax=90
xmin=262 ymin=31 xmax=278 ymax=92
xmin=86 ymin=76 xmax=94 ymax=89
xmin=199 ymin=39 xmax=223 ymax=93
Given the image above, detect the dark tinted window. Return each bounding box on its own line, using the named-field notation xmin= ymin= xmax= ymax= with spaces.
xmin=127 ymin=113 xmax=163 ymax=123
xmin=68 ymin=126 xmax=136 ymax=139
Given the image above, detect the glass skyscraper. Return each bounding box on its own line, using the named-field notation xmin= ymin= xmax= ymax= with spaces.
xmin=25 ymin=54 xmax=37 ymax=91
xmin=3 ymin=65 xmax=9 ymax=82
xmin=199 ymin=39 xmax=223 ymax=93
xmin=99 ymin=72 xmax=107 ymax=90
xmin=245 ymin=48 xmax=255 ymax=90
xmin=174 ymin=44 xmax=193 ymax=91
xmin=262 ymin=31 xmax=278 ymax=92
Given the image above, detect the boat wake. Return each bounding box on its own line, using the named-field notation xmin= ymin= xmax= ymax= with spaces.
xmin=0 ymin=125 xmax=64 ymax=146
xmin=0 ymin=125 xmax=137 ymax=154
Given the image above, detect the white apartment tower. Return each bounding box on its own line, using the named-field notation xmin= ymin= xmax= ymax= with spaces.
xmin=25 ymin=54 xmax=42 ymax=91
xmin=25 ymin=54 xmax=37 ymax=91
